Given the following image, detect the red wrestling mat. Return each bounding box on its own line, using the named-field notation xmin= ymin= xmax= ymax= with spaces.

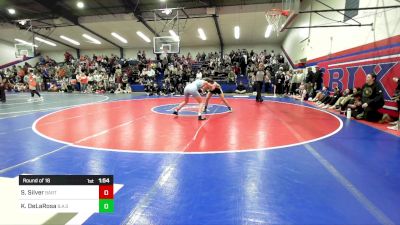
xmin=33 ymin=98 xmax=342 ymax=153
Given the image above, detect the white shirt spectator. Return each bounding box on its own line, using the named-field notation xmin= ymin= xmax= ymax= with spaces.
xmin=196 ymin=71 xmax=202 ymax=80
xmin=147 ymin=68 xmax=155 ymax=77
xmin=141 ymin=68 xmax=148 ymax=77
xmin=95 ymin=73 xmax=102 ymax=82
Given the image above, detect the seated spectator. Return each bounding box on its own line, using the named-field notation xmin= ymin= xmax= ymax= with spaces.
xmin=320 ymin=87 xmax=342 ymax=109
xmin=14 ymin=83 xmax=27 ymax=92
xmin=235 ymin=81 xmax=247 ymax=94
xmin=339 ymin=87 xmax=361 ymax=113
xmin=347 ymin=93 xmax=363 ymax=117
xmin=144 ymin=80 xmax=154 ymax=95
xmin=108 ymin=83 xmax=116 ymax=94
xmin=387 ymin=77 xmax=399 ymax=130
xmin=48 ymin=83 xmax=59 ymax=92
xmin=125 ymin=83 xmax=132 ymax=94
xmin=96 ymin=81 xmax=106 ymax=94
xmin=293 ymin=82 xmax=307 ymax=101
xmin=311 ymin=86 xmax=329 ymax=102
xmin=329 ymin=88 xmax=353 ymax=110
xmin=115 ymin=83 xmax=124 ymax=94
xmin=86 ymin=84 xmax=93 ymax=93
xmin=153 ymin=83 xmax=161 ymax=96
xmin=355 ymin=73 xmax=385 ymax=121
xmin=227 ymin=70 xmax=236 ymax=83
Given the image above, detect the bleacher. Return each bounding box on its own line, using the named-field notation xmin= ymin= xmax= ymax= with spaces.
xmin=191 ymin=62 xmax=204 ymax=72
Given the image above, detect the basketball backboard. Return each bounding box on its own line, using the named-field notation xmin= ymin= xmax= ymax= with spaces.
xmin=153 ymin=36 xmax=180 ymax=54
xmin=15 ymin=44 xmax=34 ymax=59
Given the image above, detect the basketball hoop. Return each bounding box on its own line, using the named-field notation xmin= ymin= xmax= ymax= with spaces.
xmin=265 ymin=9 xmax=290 ymax=36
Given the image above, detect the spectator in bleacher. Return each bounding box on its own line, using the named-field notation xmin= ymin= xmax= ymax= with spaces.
xmin=96 ymin=81 xmax=106 ymax=94
xmin=227 ymin=69 xmax=236 ymax=83
xmin=153 ymin=83 xmax=162 ymax=96
xmin=355 ymin=73 xmax=385 ymax=121
xmin=144 ymin=80 xmax=153 ymax=95
xmin=147 ymin=65 xmax=156 ymax=78
xmin=235 ymin=81 xmax=247 ymax=94
xmin=278 ymin=55 xmax=285 ymax=64
xmin=121 ymin=74 xmax=129 ymax=90
xmin=196 ymin=70 xmax=202 ymax=80
xmin=168 ymin=83 xmax=175 ymax=95
xmin=80 ymin=72 xmax=88 ymax=93
xmin=239 ymin=52 xmax=247 ymax=76
xmin=176 ymin=83 xmax=184 ymax=95
xmin=48 ymin=82 xmax=59 ymax=92
xmin=115 ymin=83 xmax=124 ymax=94
xmin=232 ymin=63 xmax=240 ymax=76
xmin=14 ymin=83 xmax=26 ymax=92
xmin=64 ymin=51 xmax=73 ymax=63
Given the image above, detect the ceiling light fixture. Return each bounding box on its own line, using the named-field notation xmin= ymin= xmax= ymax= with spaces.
xmin=234 ymin=26 xmax=240 ymax=39
xmin=60 ymin=35 xmax=80 ymax=45
xmin=265 ymin=25 xmax=273 ymax=38
xmin=136 ymin=31 xmax=151 ymax=43
xmin=82 ymin=34 xmax=101 ymax=44
xmin=169 ymin=30 xmax=180 ymax=41
xmin=8 ymin=8 xmax=16 ymax=15
xmin=111 ymin=32 xmax=128 ymax=44
xmin=77 ymin=1 xmax=84 ymax=8
xmin=198 ymin=28 xmax=206 ymax=40
xmin=15 ymin=38 xmax=38 ymax=47
xmin=34 ymin=37 xmax=57 ymax=47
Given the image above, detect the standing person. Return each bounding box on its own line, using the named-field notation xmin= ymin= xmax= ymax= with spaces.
xmin=0 ymin=74 xmax=6 ymax=103
xmin=275 ymin=67 xmax=285 ymax=95
xmin=315 ymin=66 xmax=324 ymax=91
xmin=173 ymin=78 xmax=216 ymax=120
xmin=28 ymin=69 xmax=43 ymax=102
xmin=255 ymin=63 xmax=266 ymax=102
xmin=239 ymin=53 xmax=247 ymax=76
xmin=305 ymin=67 xmax=316 ymax=98
xmin=203 ymin=81 xmax=232 ymax=113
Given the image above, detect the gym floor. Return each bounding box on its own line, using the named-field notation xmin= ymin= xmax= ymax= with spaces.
xmin=0 ymin=93 xmax=399 ymax=225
